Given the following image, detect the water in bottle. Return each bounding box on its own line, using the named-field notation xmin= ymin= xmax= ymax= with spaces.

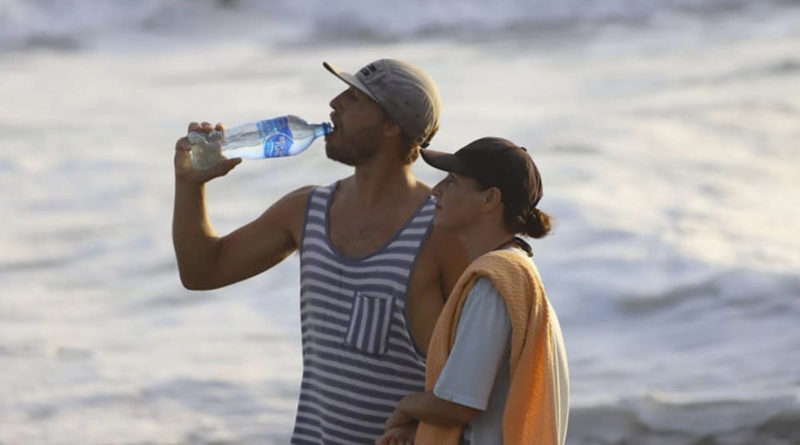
xmin=187 ymin=115 xmax=333 ymax=169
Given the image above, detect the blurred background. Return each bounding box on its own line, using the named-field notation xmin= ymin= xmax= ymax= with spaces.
xmin=1 ymin=0 xmax=799 ymax=443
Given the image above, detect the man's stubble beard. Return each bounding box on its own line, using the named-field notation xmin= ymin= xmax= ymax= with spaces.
xmin=325 ymin=135 xmax=380 ymax=167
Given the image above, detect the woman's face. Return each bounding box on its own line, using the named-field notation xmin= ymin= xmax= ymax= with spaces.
xmin=431 ymin=172 xmax=486 ymax=231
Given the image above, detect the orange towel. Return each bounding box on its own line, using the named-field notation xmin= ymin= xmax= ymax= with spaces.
xmin=415 ymin=250 xmax=559 ymax=445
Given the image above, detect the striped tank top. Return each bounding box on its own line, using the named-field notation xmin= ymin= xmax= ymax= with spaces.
xmin=291 ymin=183 xmax=436 ymax=445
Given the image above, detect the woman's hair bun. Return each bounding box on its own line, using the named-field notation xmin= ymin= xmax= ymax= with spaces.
xmin=523 ymin=208 xmax=552 ymax=239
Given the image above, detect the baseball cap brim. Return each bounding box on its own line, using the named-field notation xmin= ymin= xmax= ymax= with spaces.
xmin=323 ymin=61 xmax=380 ymax=102
xmin=420 ymin=149 xmax=475 ymax=177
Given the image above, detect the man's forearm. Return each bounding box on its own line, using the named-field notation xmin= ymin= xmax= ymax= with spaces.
xmin=172 ymin=180 xmax=220 ymax=289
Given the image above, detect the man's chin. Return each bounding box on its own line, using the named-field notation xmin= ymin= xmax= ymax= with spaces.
xmin=325 ymin=145 xmax=357 ymax=167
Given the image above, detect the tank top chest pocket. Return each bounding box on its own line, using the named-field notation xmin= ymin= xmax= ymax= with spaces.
xmin=343 ymin=291 xmax=396 ymax=356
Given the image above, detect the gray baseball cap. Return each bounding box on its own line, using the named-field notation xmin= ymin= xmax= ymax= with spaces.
xmin=323 ymin=59 xmax=442 ymax=148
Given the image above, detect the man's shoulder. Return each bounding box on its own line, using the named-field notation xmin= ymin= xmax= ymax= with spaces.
xmin=418 ymin=224 xmax=470 ymax=284
xmin=255 ymin=185 xmax=317 ymax=229
xmin=278 ymin=185 xmax=317 ymax=209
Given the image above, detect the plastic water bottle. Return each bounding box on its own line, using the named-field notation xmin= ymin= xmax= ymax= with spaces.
xmin=187 ymin=115 xmax=333 ymax=169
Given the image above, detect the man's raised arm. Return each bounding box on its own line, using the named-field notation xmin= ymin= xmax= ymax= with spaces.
xmin=172 ymin=121 xmax=310 ymax=290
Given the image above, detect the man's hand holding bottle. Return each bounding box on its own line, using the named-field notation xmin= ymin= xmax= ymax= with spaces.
xmin=174 ymin=121 xmax=241 ymax=183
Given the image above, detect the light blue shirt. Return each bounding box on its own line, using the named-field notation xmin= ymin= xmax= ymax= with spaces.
xmin=434 ymin=277 xmax=511 ymax=445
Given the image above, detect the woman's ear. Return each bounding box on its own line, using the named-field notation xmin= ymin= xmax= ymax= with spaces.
xmin=482 ymin=187 xmax=503 ymax=212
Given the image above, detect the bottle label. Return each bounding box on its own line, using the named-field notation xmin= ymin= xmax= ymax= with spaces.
xmin=257 ymin=117 xmax=295 ymax=158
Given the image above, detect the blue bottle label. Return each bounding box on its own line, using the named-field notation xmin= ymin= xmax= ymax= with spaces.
xmin=257 ymin=117 xmax=295 ymax=157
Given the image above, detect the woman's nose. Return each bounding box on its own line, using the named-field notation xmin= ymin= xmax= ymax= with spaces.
xmin=432 ymin=180 xmax=444 ymax=198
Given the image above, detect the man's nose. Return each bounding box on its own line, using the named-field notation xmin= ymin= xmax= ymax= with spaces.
xmin=329 ymin=90 xmax=347 ymax=110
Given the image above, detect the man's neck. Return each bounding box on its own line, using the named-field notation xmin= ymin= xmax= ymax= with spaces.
xmin=348 ymin=158 xmax=419 ymax=209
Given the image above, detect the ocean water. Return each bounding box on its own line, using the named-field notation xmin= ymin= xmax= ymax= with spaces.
xmin=1 ymin=0 xmax=800 ymax=444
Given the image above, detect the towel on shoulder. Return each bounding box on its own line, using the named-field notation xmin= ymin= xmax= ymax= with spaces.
xmin=416 ymin=249 xmax=568 ymax=445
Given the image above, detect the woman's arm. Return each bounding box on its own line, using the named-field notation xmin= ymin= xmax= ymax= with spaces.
xmin=375 ymin=422 xmax=417 ymax=445
xmin=383 ymin=278 xmax=510 ymax=436
xmin=385 ymin=391 xmax=481 ymax=429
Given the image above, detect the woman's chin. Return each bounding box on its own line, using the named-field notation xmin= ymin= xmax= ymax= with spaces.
xmin=432 ymin=216 xmax=457 ymax=232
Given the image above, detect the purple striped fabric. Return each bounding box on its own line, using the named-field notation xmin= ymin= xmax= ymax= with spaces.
xmin=291 ymin=182 xmax=435 ymax=444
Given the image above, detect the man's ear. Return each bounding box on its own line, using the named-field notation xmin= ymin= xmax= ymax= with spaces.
xmin=482 ymin=187 xmax=503 ymax=212
xmin=382 ymin=119 xmax=402 ymax=138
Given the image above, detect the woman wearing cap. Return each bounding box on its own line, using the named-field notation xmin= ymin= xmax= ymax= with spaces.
xmin=376 ymin=137 xmax=569 ymax=445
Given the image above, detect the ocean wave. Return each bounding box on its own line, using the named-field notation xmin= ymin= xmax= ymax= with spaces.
xmin=569 ymin=392 xmax=800 ymax=445
xmin=615 ymin=267 xmax=800 ymax=315
xmin=1 ymin=0 xmax=797 ymax=51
